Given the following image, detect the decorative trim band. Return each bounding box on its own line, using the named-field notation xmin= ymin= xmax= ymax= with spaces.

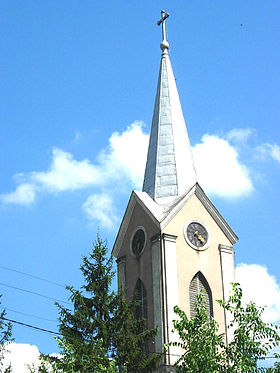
xmin=219 ymin=244 xmax=233 ymax=254
xmin=162 ymin=233 xmax=177 ymax=243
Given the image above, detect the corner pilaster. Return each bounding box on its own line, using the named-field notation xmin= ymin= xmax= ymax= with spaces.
xmin=151 ymin=234 xmax=164 ymax=357
xmin=162 ymin=233 xmax=181 ymax=365
xmin=219 ymin=244 xmax=235 ymax=344
xmin=117 ymin=256 xmax=126 ymax=290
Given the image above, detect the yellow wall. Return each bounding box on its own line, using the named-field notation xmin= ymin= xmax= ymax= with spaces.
xmin=163 ymin=193 xmax=233 ymax=335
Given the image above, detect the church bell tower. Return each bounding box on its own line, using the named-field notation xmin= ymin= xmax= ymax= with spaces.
xmin=112 ymin=10 xmax=237 ymax=371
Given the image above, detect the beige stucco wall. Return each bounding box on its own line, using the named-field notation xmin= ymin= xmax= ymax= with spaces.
xmin=162 ymin=193 xmax=234 ymax=335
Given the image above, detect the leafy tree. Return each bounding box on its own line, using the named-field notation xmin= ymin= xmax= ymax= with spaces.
xmin=0 ymin=295 xmax=13 ymax=373
xmin=37 ymin=236 xmax=160 ymax=373
xmin=265 ymin=353 xmax=280 ymax=373
xmin=170 ymin=292 xmax=226 ymax=372
xmin=271 ymin=353 xmax=280 ymax=372
xmin=220 ymin=283 xmax=280 ymax=372
xmin=170 ymin=283 xmax=280 ymax=372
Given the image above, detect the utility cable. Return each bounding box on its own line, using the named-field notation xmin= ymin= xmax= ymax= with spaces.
xmin=0 ymin=265 xmax=65 ymax=288
xmin=0 ymin=282 xmax=70 ymax=305
xmin=2 ymin=316 xmax=279 ymax=361
xmin=3 ymin=316 xmax=61 ymax=336
xmin=1 ymin=306 xmax=57 ymax=323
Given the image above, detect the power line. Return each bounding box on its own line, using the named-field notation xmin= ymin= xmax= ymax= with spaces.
xmin=0 ymin=282 xmax=71 ymax=305
xmin=1 ymin=306 xmax=57 ymax=323
xmin=0 ymin=265 xmax=65 ymax=288
xmin=3 ymin=316 xmax=61 ymax=336
xmin=2 ymin=316 xmax=279 ymax=362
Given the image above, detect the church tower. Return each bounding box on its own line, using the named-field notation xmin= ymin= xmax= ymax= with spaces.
xmin=112 ymin=10 xmax=237 ymax=371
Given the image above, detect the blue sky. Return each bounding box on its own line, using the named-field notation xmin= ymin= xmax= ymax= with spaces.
xmin=1 ymin=1 xmax=280 ymax=370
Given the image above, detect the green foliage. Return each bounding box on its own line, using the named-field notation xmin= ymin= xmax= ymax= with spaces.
xmin=170 ymin=283 xmax=280 ymax=372
xmin=171 ymin=293 xmax=226 ymax=372
xmin=271 ymin=353 xmax=280 ymax=372
xmin=0 ymin=295 xmax=13 ymax=373
xmin=51 ymin=236 xmax=116 ymax=372
xmin=219 ymin=283 xmax=280 ymax=372
xmin=112 ymin=291 xmax=161 ymax=372
xmin=37 ymin=236 xmax=160 ymax=373
xmin=265 ymin=353 xmax=280 ymax=373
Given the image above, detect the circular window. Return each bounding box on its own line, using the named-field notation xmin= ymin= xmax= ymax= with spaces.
xmin=184 ymin=220 xmax=210 ymax=251
xmin=131 ymin=227 xmax=146 ymax=257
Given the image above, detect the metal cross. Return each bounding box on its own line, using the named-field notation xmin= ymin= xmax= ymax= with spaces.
xmin=157 ymin=10 xmax=170 ymax=42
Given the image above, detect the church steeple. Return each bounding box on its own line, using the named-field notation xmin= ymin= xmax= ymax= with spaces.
xmin=142 ymin=10 xmax=197 ymax=205
xmin=113 ymin=12 xmax=237 ymax=371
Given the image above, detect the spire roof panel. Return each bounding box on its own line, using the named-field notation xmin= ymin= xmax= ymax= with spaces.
xmin=142 ymin=47 xmax=197 ymax=205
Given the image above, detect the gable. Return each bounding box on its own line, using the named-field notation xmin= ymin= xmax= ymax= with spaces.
xmin=161 ymin=183 xmax=238 ymax=245
xmin=112 ymin=190 xmax=161 ymax=258
xmin=162 ymin=192 xmax=233 ymax=248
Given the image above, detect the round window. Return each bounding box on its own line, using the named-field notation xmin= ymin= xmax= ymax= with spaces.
xmin=131 ymin=228 xmax=146 ymax=257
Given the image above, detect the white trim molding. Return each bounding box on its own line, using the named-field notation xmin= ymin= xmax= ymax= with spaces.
xmin=162 ymin=233 xmax=181 ymax=365
xmin=219 ymin=244 xmax=235 ymax=344
xmin=151 ymin=234 xmax=164 ymax=358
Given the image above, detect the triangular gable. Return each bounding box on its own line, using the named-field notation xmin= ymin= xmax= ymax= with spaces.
xmin=113 ymin=183 xmax=238 ymax=257
xmin=112 ymin=190 xmax=164 ymax=257
xmin=160 ymin=183 xmax=238 ymax=245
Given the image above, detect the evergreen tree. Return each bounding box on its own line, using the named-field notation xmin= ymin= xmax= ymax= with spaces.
xmin=112 ymin=291 xmax=160 ymax=372
xmin=38 ymin=236 xmax=160 ymax=372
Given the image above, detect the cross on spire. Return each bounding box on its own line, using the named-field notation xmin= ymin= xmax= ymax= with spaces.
xmin=157 ymin=10 xmax=170 ymax=51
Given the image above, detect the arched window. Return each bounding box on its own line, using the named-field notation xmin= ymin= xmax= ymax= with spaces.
xmin=189 ymin=272 xmax=213 ymax=318
xmin=133 ymin=279 xmax=147 ymax=320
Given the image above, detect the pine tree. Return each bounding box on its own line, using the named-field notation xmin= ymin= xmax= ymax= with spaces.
xmin=112 ymin=291 xmax=160 ymax=372
xmin=39 ymin=236 xmax=160 ymax=372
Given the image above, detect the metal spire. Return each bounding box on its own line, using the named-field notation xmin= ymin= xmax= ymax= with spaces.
xmin=142 ymin=10 xmax=197 ymax=205
xmin=157 ymin=10 xmax=170 ymax=52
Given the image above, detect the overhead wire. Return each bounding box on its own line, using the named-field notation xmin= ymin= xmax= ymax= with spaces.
xmin=2 ymin=316 xmax=279 ymax=361
xmin=0 ymin=264 xmax=65 ymax=288
xmin=0 ymin=306 xmax=57 ymax=323
xmin=0 ymin=282 xmax=71 ymax=305
xmin=3 ymin=316 xmax=61 ymax=336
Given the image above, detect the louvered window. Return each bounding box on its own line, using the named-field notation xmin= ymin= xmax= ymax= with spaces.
xmin=189 ymin=272 xmax=213 ymax=318
xmin=134 ymin=279 xmax=148 ymax=320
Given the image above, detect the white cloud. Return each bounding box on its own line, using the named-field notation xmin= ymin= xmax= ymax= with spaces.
xmin=82 ymin=192 xmax=119 ymax=230
xmin=1 ymin=122 xmax=148 ymax=206
xmin=5 ymin=123 xmax=280 ymax=223
xmin=32 ymin=148 xmax=103 ymax=192
xmin=0 ymin=122 xmax=149 ymax=229
xmin=270 ymin=144 xmax=280 ymax=163
xmin=3 ymin=343 xmax=41 ymax=373
xmin=98 ymin=121 xmax=149 ymax=188
xmin=192 ymin=134 xmax=254 ymax=198
xmin=226 ymin=128 xmax=253 ymax=143
xmin=73 ymin=131 xmax=82 ymax=143
xmin=255 ymin=143 xmax=280 ymax=164
xmin=0 ymin=183 xmax=38 ymax=205
xmin=236 ymin=263 xmax=280 ymax=323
